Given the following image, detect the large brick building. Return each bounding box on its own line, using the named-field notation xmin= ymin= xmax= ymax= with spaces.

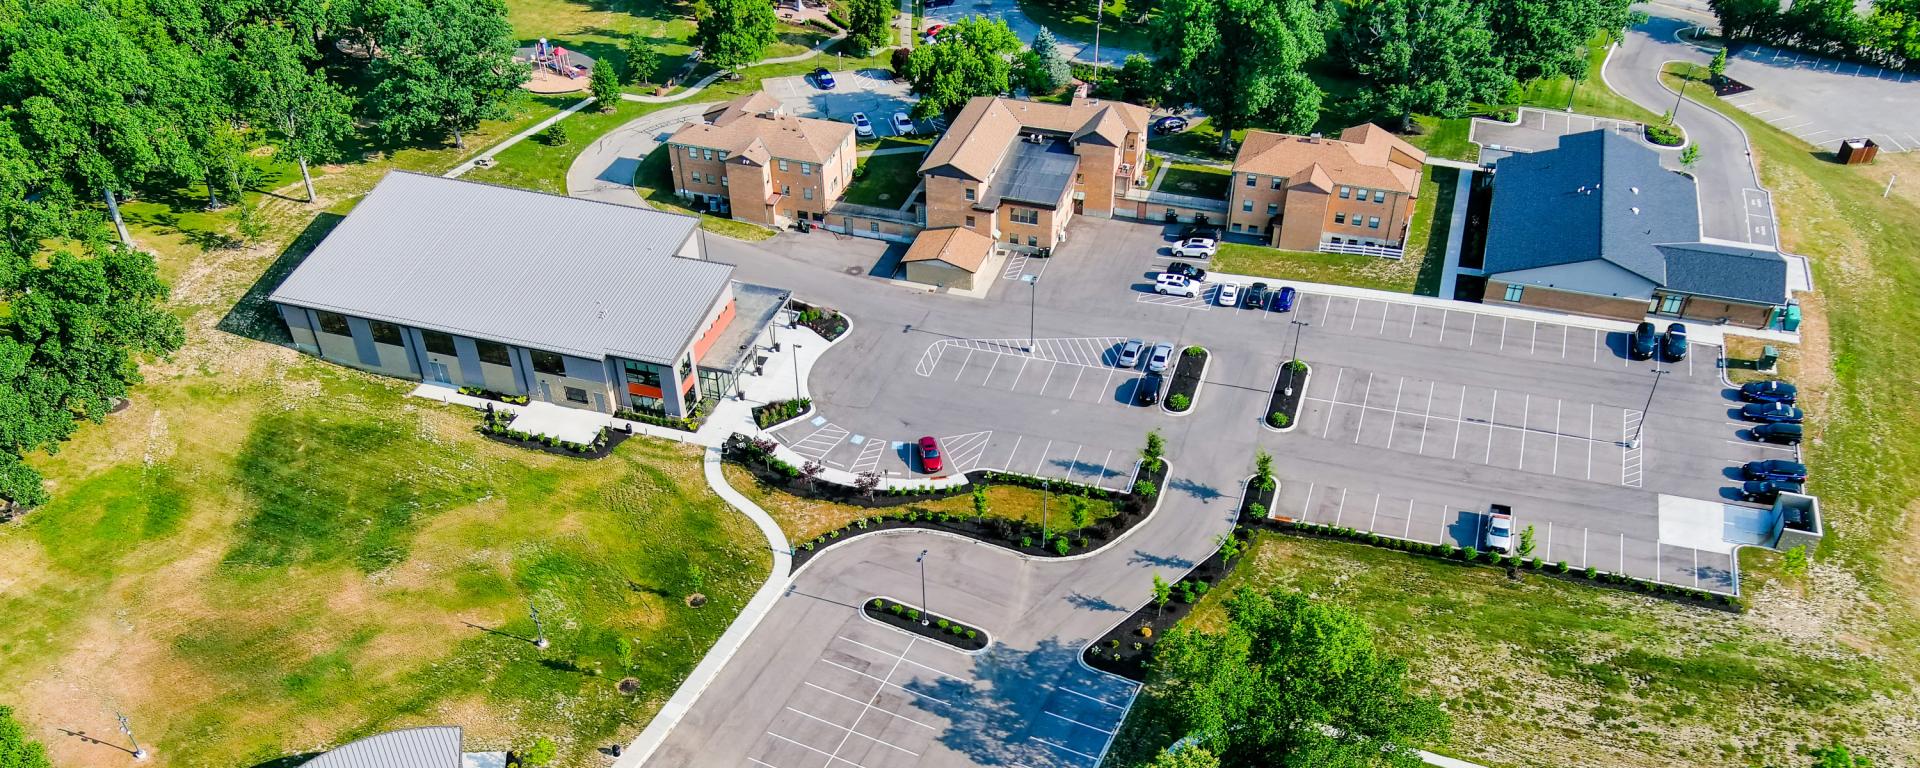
xmin=665 ymin=92 xmax=857 ymax=228
xmin=916 ymin=96 xmax=1152 ymax=253
xmin=1480 ymin=130 xmax=1788 ymax=327
xmin=1227 ymin=124 xmax=1426 ymax=252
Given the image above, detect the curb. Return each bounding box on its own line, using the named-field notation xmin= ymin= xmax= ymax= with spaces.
xmin=1160 ymin=347 xmax=1210 ymax=417
xmin=861 ymin=594 xmax=994 ymax=655
xmin=1261 ymin=362 xmax=1311 ymax=433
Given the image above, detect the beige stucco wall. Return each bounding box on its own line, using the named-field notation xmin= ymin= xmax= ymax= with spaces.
xmin=905 ymin=260 xmax=976 ymax=290
xmin=366 ymin=341 xmax=415 ymax=379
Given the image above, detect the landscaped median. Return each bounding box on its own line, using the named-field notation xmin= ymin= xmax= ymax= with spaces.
xmin=1265 ymin=359 xmax=1310 ymax=431
xmin=1162 ymin=346 xmax=1209 ymax=415
xmin=865 ymin=597 xmax=988 ymax=651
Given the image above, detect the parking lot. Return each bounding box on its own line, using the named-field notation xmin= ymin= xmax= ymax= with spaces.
xmin=1722 ymin=43 xmax=1920 ymax=152
xmin=738 ymin=613 xmax=1137 ymax=768
xmin=762 ymin=69 xmax=923 ymax=133
xmin=1470 ymin=107 xmax=1645 ymax=162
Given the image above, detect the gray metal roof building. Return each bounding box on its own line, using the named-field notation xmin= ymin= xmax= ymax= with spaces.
xmin=269 ymin=171 xmax=732 ymax=365
xmin=1483 ymin=130 xmax=1785 ymax=305
xmin=300 ymin=726 xmax=463 ymax=768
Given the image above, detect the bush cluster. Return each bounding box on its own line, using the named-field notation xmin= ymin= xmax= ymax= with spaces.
xmin=870 ymin=599 xmax=980 ymax=642
xmin=459 ymin=386 xmax=529 ymax=405
xmin=752 ymin=397 xmax=813 ymax=428
xmin=616 ymin=408 xmax=700 ymax=432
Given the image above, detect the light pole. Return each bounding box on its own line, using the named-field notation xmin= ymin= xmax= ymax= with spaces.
xmin=530 ymin=601 xmax=549 ymax=650
xmin=916 ymin=549 xmax=930 ymax=625
xmin=1022 ymin=274 xmax=1039 ymax=352
xmin=1630 ymin=368 xmax=1669 ymax=449
xmin=1285 ymin=319 xmax=1309 ymax=397
xmin=1671 ymin=76 xmax=1689 ymax=119
xmin=1092 ymin=0 xmax=1103 ymax=69
xmin=1041 ymin=479 xmax=1050 ymax=544
xmin=792 ymin=342 xmax=803 ymax=400
xmin=117 ymin=713 xmax=147 ymax=761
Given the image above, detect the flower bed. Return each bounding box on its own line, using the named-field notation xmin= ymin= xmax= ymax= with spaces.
xmin=1164 ymin=346 xmax=1208 ymax=414
xmin=752 ymin=398 xmax=813 ymax=429
xmin=1645 ymin=122 xmax=1684 ymax=147
xmin=865 ymin=597 xmax=988 ymax=651
xmin=726 ymin=434 xmax=1168 ymax=569
xmin=615 ymin=401 xmax=707 ymax=433
xmin=459 ymin=386 xmax=529 ymax=405
xmin=478 ymin=410 xmax=626 ymax=459
xmin=791 ymin=300 xmax=848 ymax=341
xmin=1083 ymin=525 xmax=1253 ymax=680
xmin=1265 ymin=360 xmax=1310 ymax=431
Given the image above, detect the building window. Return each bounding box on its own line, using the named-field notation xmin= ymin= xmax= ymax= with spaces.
xmin=315 ymin=311 xmax=351 ymax=336
xmin=1271 ymin=178 xmax=1283 ymax=190
xmin=1242 ymin=200 xmax=1253 ymax=212
xmin=782 ymin=185 xmax=791 ymax=196
xmin=802 ymin=163 xmax=812 ymax=175
xmin=1076 ymin=173 xmax=1084 ymax=183
xmin=721 ymin=176 xmax=729 ymax=187
xmin=1373 ymin=190 xmax=1386 ymax=203
xmin=628 ymin=394 xmax=664 ymax=414
xmin=1009 ymin=233 xmax=1018 ymax=243
xmin=680 ymin=356 xmax=694 ymax=378
xmin=1660 ymin=294 xmax=1685 ymax=313
xmin=1010 ymin=207 xmax=1039 ymax=224
xmin=703 ymin=148 xmax=714 ymax=160
xmin=564 ymin=386 xmax=589 ymax=404
xmin=870 ymin=222 xmax=880 ymax=232
xmin=965 ymin=188 xmax=976 ymax=201
xmin=1368 ymin=216 xmax=1381 ymax=229
xmin=531 ymin=349 xmax=566 ymax=375
xmin=476 ymin=340 xmax=512 ymax=367
xmin=965 ymin=215 xmax=976 ymax=227
xmin=369 ymin=320 xmax=403 ymax=346
xmin=1334 ymin=213 xmax=1346 ymax=224
xmin=718 ymin=152 xmax=728 ymax=161
xmin=1247 ymin=225 xmax=1260 ymax=235
xmin=1028 ymin=235 xmax=1037 ymax=246
xmin=1504 ymin=284 xmax=1525 ymax=302
xmin=1245 ymin=174 xmax=1257 ymax=187
xmin=1231 ymin=223 xmax=1242 ymax=232
xmin=1165 ymin=208 xmax=1177 ymax=219
xmin=1339 ymin=186 xmax=1351 ymax=199
xmin=687 ymin=146 xmax=697 ymax=158
xmin=778 ymin=159 xmax=790 ymax=172
xmin=624 ymin=360 xmax=663 ymax=388
xmin=803 ymin=188 xmax=814 ymax=200
xmin=1356 ymin=187 xmax=1369 ymax=200
xmin=422 ymin=330 xmax=456 ymax=355
xmin=690 ymin=172 xmax=702 ymax=184
xmin=1266 ymin=202 xmax=1279 ymax=215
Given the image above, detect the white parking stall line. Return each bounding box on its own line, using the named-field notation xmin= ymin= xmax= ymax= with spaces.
xmin=1008 ymin=356 xmax=1032 ymax=390
xmin=835 ymin=636 xmax=969 ymax=683
xmin=1048 ymin=683 xmax=1129 ymax=709
xmin=1322 ymin=367 xmax=1344 ymax=439
xmin=1484 ymin=390 xmax=1498 ymax=464
xmin=1353 ymin=372 xmax=1375 ymax=443
xmin=818 ymin=658 xmax=955 ymax=707
xmin=1587 ymin=405 xmax=1595 ymax=480
xmin=785 ymin=707 xmax=920 ymax=757
xmin=1517 ymin=393 xmax=1530 ymax=470
xmin=1385 ymin=377 xmax=1405 ymax=448
xmin=980 ymin=353 xmax=1004 ymax=387
xmin=1002 ymin=435 xmax=1024 ymax=471
xmin=1033 ymin=440 xmax=1053 ymax=475
xmin=1033 ymin=737 xmax=1100 ymax=762
xmin=1066 ymin=365 xmax=1087 ymax=400
xmin=952 ymin=348 xmax=974 ymax=381
xmin=1552 ymin=400 xmax=1563 ymax=475
xmin=1036 ymin=360 xmax=1059 ymax=396
xmin=1045 ymin=710 xmax=1117 ymax=735
xmin=1417 ymin=381 xmax=1435 ymax=454
xmin=748 ymin=757 xmax=782 ymax=768
xmin=764 ymin=732 xmax=866 ymax=768
xmin=1349 ymin=297 xmax=1362 ymax=330
xmin=1377 ymin=301 xmax=1389 ymax=334
xmin=801 ymin=682 xmax=939 ymax=729
xmin=850 ymin=439 xmax=887 ymax=474
xmin=1450 ymin=387 xmax=1465 ymax=459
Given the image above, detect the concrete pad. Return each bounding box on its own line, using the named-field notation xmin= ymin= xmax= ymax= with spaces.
xmin=1657 ymin=494 xmax=1734 ymax=554
xmin=510 ymin=401 xmax=609 ymax=443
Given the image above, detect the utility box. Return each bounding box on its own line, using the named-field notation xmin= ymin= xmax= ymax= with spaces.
xmin=1784 ymin=303 xmax=1802 ymax=332
xmin=1837 ymin=137 xmax=1879 ymax=164
xmin=1772 ymin=492 xmax=1823 ymax=552
xmin=1758 ymin=345 xmax=1779 ymax=371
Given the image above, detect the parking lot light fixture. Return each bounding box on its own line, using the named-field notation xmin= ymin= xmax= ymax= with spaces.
xmin=916 ymin=549 xmax=930 ymax=626
xmin=1022 ymin=274 xmax=1040 ymax=352
xmin=1630 ymin=368 xmax=1670 ymax=450
xmin=119 ymin=712 xmax=148 ymax=760
xmin=1286 ymin=319 xmax=1310 ymax=396
xmin=792 ymin=343 xmax=803 ymax=400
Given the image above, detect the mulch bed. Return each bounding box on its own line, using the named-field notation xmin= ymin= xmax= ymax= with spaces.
xmin=1166 ymin=348 xmax=1207 ymax=412
xmin=791 ymin=300 xmax=849 ymax=341
xmin=865 ymin=597 xmax=989 ymax=651
xmin=1267 ymin=362 xmax=1309 ymax=429
xmin=481 ymin=427 xmax=628 ymax=459
xmin=1082 ymin=525 xmax=1253 ymax=680
xmin=1712 ymin=76 xmax=1752 ymax=97
xmin=1240 ymin=478 xmax=1277 ymax=521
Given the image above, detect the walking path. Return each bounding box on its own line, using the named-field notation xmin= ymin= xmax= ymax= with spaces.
xmin=444 ymin=97 xmax=597 ymax=179
xmin=565 ymin=102 xmax=715 ymax=207
xmin=855 ymin=144 xmax=930 ymax=159
xmin=1434 ymin=170 xmax=1475 ymax=301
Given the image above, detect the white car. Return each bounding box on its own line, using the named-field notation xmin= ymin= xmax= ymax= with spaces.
xmin=891 ymin=112 xmax=916 ymax=135
xmin=1154 ymin=273 xmax=1199 ymax=298
xmin=1215 ymin=283 xmax=1240 ymax=307
xmin=851 ymin=112 xmax=874 ymax=138
xmin=1484 ymin=505 xmax=1514 ymax=553
xmin=1170 ymin=237 xmax=1218 ymax=258
xmin=1146 ymin=343 xmax=1174 ymax=373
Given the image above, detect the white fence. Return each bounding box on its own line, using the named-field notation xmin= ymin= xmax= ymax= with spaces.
xmin=1319 ymin=240 xmax=1405 ymax=259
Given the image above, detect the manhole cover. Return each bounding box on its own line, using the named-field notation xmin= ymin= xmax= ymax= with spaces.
xmin=845 ymin=266 xmax=863 ymax=275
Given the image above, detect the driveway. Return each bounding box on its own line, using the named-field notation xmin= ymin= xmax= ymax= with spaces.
xmin=641 ymin=216 xmax=1778 ymax=768
xmin=1604 ymin=13 xmax=1780 ymax=248
xmin=1718 ymin=42 xmax=1920 ymax=153
xmin=763 ymin=69 xmax=922 ymax=131
xmin=565 ymin=102 xmax=714 ymax=207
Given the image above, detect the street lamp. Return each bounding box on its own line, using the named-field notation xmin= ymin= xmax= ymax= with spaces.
xmin=1285 ymin=319 xmax=1310 ymax=397
xmin=792 ymin=342 xmax=803 ymax=401
xmin=1671 ymin=75 xmax=1689 ymax=119
xmin=1041 ymin=479 xmax=1050 ymax=544
xmin=1022 ymin=274 xmax=1040 ymax=352
xmin=1630 ymin=368 xmax=1669 ymax=449
xmin=530 ymin=601 xmax=550 ymax=650
xmin=916 ymin=550 xmax=930 ymax=626
xmin=117 ymin=713 xmax=147 ymax=761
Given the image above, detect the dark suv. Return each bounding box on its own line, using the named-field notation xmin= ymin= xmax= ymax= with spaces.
xmin=1751 ymin=422 xmax=1803 ymax=445
xmin=1136 ymin=373 xmax=1164 ymax=406
xmin=1243 ymin=282 xmax=1269 ymax=309
xmin=1743 ymin=459 xmax=1808 ymax=483
xmin=1629 ymin=322 xmax=1658 ymax=360
xmin=1661 ymin=322 xmax=1688 ymax=361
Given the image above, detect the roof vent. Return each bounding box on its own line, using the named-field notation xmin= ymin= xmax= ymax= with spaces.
xmin=1631 ymin=186 xmax=1641 ymax=194
xmin=1630 ymin=206 xmax=1640 ymax=215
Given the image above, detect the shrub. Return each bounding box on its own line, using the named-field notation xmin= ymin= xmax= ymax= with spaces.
xmin=1195 ymin=581 xmax=1210 ymax=596
xmin=1109 ymin=639 xmax=1120 ymax=648
xmin=890 ymin=604 xmax=904 ymax=615
xmin=1645 ymin=123 xmax=1683 ymax=146
xmin=1168 ymin=393 xmax=1190 ymax=411
xmin=538 ymin=123 xmax=569 ymax=146
xmin=1285 ymin=359 xmax=1307 ymax=372
xmin=966 ymin=629 xmax=978 ymax=640
xmin=1247 ymin=502 xmax=1267 ymax=518
xmin=1584 ymin=566 xmax=1598 ymax=580
xmin=1022 ymin=536 xmax=1034 ymax=548
xmin=1269 ymin=412 xmax=1290 ymax=428
xmin=948 ymin=624 xmax=961 ymax=635
xmin=872 ymin=598 xmax=884 ymax=609
xmin=1183 ymin=345 xmax=1205 ymax=357
xmin=907 ymin=609 xmax=920 ymax=621
xmin=937 ymin=618 xmax=950 ymax=630
xmin=1462 ymin=546 xmax=1478 ymax=561
xmin=1053 ymin=537 xmax=1070 ymax=555
xmin=1133 ymin=480 xmax=1158 ymax=498
xmin=1556 ymin=560 xmax=1569 ymax=574
xmin=1138 ymin=625 xmax=1153 ymax=638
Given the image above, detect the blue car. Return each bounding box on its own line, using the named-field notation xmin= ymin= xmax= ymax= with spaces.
xmin=1743 ymin=459 xmax=1808 ymax=483
xmin=1271 ymin=285 xmax=1297 ymax=312
xmin=1740 ymin=401 xmax=1804 ymax=424
xmin=1740 ymin=380 xmax=1797 ymax=404
xmin=812 ymin=68 xmax=836 ymax=89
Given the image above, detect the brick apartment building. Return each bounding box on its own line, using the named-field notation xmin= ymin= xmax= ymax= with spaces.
xmin=1227 ymin=124 xmax=1426 ymax=252
xmin=665 ymin=92 xmax=857 ymax=228
xmin=917 ymin=96 xmax=1152 ymax=252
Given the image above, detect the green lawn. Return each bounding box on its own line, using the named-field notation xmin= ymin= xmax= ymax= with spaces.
xmin=1148 ymin=118 xmax=1241 ymax=161
xmin=1405 ymin=115 xmax=1476 ymax=162
xmin=465 ymin=98 xmax=660 ymax=196
xmin=1156 ymin=163 xmax=1231 ymax=199
xmin=1516 ymin=33 xmax=1666 ymax=125
xmin=1210 ymin=165 xmax=1452 ymax=295
xmin=626 ymin=142 xmax=779 ymax=241
xmin=843 ymin=152 xmax=925 ymax=207
xmin=1106 ymin=533 xmax=1909 ymax=768
xmin=1012 ymin=0 xmax=1155 ymax=55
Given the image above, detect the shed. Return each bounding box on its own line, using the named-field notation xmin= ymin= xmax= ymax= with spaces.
xmin=1836 ymin=137 xmax=1878 ymax=164
xmin=902 ymin=227 xmax=994 ymax=290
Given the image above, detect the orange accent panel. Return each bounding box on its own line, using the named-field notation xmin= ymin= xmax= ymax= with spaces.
xmin=690 ymin=298 xmax=737 ymax=363
xmin=627 ymin=382 xmax=664 ymax=398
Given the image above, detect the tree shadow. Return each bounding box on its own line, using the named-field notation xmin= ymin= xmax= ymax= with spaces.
xmin=1167 ymin=477 xmax=1222 ymax=503
xmin=216 ymin=212 xmax=345 ymax=346
xmin=1064 ymin=591 xmax=1129 ymax=612
xmin=462 ymin=620 xmax=539 ymax=646
xmin=1126 ymin=549 xmax=1194 ymax=569
xmin=902 ymin=636 xmax=1134 ymax=767
xmin=248 ymin=753 xmax=323 ymax=768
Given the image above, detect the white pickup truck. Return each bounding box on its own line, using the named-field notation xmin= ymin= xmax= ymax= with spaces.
xmin=1484 ymin=505 xmax=1514 ymax=553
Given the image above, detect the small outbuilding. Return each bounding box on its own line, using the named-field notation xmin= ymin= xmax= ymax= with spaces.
xmin=902 ymin=226 xmax=994 ymax=290
xmin=1836 ymin=137 xmax=1878 ymax=165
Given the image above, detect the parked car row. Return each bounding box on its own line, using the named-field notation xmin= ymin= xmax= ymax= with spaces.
xmin=1629 ymin=321 xmax=1689 ymax=361
xmin=1116 ymin=339 xmax=1174 ymax=405
xmin=1735 ymin=378 xmax=1807 ymax=503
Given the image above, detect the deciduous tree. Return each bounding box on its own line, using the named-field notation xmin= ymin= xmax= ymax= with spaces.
xmin=623 ymin=34 xmax=662 ymax=85
xmin=1146 ymin=746 xmax=1221 ymax=768
xmin=695 ymin=0 xmax=780 ymax=70
xmin=229 ymin=22 xmax=354 ymax=202
xmin=1151 ymin=0 xmax=1330 ymax=151
xmin=365 ymin=0 xmax=526 ymax=149
xmin=0 ymin=705 xmax=53 ymax=768
xmin=846 ymin=0 xmax=895 ymax=55
xmin=904 ymin=16 xmax=1023 ymax=117
xmin=1338 ymin=0 xmax=1512 ymax=125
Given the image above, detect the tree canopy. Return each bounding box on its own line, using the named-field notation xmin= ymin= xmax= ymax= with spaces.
xmin=845 ymin=0 xmax=895 ymax=55
xmin=1148 ymin=588 xmax=1449 ymax=767
xmin=903 ymin=16 xmax=1023 ymax=117
xmin=365 ymin=0 xmax=526 ymax=148
xmin=1150 ymin=0 xmax=1330 ymax=149
xmin=1023 ymin=26 xmax=1073 ymax=93
xmin=1336 ymin=0 xmax=1512 ymax=123
xmin=695 ymin=0 xmax=781 ymax=70
xmin=1487 ymin=0 xmax=1631 ymax=82
xmin=0 ymin=705 xmax=53 ymax=768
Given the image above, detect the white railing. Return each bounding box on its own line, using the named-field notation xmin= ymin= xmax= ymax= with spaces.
xmin=1319 ymin=240 xmax=1405 ymax=260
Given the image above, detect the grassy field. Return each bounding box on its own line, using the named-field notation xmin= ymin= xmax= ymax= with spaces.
xmin=1156 ymin=163 xmax=1231 ymax=199
xmin=1012 ymin=0 xmax=1155 ymax=54
xmin=1106 ymin=533 xmax=1912 ymax=768
xmin=1211 ymin=166 xmax=1453 ymax=295
xmin=722 ymin=465 xmax=1115 ymax=543
xmin=844 ymin=152 xmax=925 ymax=207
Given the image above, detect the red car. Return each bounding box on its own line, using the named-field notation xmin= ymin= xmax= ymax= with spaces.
xmin=918 ymin=436 xmax=943 ymax=473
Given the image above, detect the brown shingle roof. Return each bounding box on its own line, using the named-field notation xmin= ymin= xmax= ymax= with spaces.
xmin=920 ymin=96 xmax=1151 ymax=180
xmin=670 ymin=93 xmax=853 ymax=164
xmin=1235 ymin=123 xmax=1427 ymax=195
xmin=902 ymin=226 xmax=994 ymax=272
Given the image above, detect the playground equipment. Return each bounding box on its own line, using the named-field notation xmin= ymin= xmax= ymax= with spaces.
xmin=528 ymin=38 xmax=589 ymax=79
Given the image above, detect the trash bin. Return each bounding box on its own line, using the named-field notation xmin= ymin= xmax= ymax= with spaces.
xmin=1759 ymin=345 xmax=1779 ymax=371
xmin=1783 ymin=303 xmax=1802 ymax=332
